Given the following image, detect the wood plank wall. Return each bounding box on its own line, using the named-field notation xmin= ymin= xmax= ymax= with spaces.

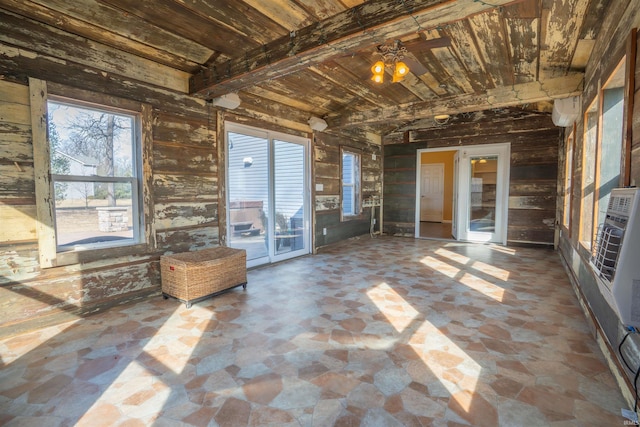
xmin=0 ymin=20 xmax=225 ymax=335
xmin=383 ymin=109 xmax=560 ymax=245
xmin=558 ymin=1 xmax=640 ymax=406
xmin=314 ymin=129 xmax=382 ymax=248
xmin=0 ymin=10 xmax=384 ymax=335
xmin=0 ymin=76 xmax=220 ymax=336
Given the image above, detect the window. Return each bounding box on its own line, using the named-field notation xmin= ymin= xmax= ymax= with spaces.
xmin=579 ymin=97 xmax=598 ymax=249
xmin=593 ymin=60 xmax=626 ymax=241
xmin=579 ymin=57 xmax=628 ymax=251
xmin=562 ymin=127 xmax=575 ymax=233
xmin=341 ymin=148 xmax=361 ymax=219
xmin=47 ymin=99 xmax=142 ymax=251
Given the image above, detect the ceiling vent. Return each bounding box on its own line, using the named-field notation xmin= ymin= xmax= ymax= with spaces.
xmin=552 ymin=95 xmax=581 ymax=127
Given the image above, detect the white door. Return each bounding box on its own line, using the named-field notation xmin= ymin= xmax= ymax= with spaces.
xmin=456 ymin=143 xmax=510 ymax=244
xmin=420 ymin=163 xmax=444 ymax=222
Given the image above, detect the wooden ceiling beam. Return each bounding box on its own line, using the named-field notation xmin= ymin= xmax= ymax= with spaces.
xmin=328 ymin=73 xmax=584 ymax=128
xmin=189 ymin=0 xmax=524 ymax=99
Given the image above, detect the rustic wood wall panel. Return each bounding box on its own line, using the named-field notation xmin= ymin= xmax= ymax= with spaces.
xmin=557 ymin=2 xmax=640 ymax=404
xmin=383 ymin=110 xmax=559 ymax=244
xmin=313 ymin=130 xmax=382 ymax=249
xmin=0 ymin=76 xmax=220 ymax=336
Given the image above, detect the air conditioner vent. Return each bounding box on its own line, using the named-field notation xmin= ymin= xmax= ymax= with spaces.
xmin=590 ymin=188 xmax=640 ymax=327
xmin=608 ymin=194 xmax=632 ymax=215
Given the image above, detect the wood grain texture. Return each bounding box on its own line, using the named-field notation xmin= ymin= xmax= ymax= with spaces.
xmin=190 ymin=0 xmax=520 ymax=97
xmin=0 ymin=9 xmax=190 ymax=93
xmin=29 ymin=78 xmax=56 ymax=268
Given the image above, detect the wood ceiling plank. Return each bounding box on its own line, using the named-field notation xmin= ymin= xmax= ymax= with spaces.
xmin=294 ymin=0 xmax=348 ymax=20
xmin=502 ymin=0 xmax=540 ymax=19
xmin=571 ymin=39 xmax=596 ymax=69
xmin=468 ymin=8 xmax=514 ymax=87
xmin=443 ymin=20 xmax=494 ymax=92
xmin=339 ymin=0 xmax=366 ymax=7
xmin=2 ymin=0 xmax=204 ymax=72
xmin=241 ymin=0 xmax=315 ymax=30
xmin=424 ymin=29 xmax=475 ymax=94
xmin=23 ymin=0 xmax=213 ymax=65
xmin=308 ymin=62 xmax=391 ymax=108
xmin=397 ymin=72 xmax=438 ymax=101
xmin=244 ymin=86 xmax=331 ymax=115
xmin=418 ymin=70 xmax=448 ymax=96
xmin=329 ymin=73 xmax=584 ymax=127
xmin=0 ymin=9 xmax=190 ymax=93
xmin=275 ymin=68 xmax=374 ymax=111
xmin=568 ymin=0 xmax=611 ymax=72
xmin=539 ymin=0 xmax=591 ymax=79
xmin=99 ymin=0 xmax=260 ymax=56
xmin=190 ymin=0 xmax=524 ymax=98
xmin=506 ymin=17 xmax=539 ymax=83
xmin=173 ymin=0 xmax=288 ymax=45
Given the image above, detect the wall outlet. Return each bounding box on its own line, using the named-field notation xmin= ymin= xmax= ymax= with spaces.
xmin=316 ymin=183 xmax=324 ymax=192
xmin=373 ymin=219 xmax=377 ymax=225
xmin=372 ymin=153 xmax=377 ymax=160
xmin=323 ymin=227 xmax=327 ymax=235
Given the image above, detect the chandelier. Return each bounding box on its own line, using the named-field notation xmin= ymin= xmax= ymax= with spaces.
xmin=371 ymin=40 xmax=410 ymax=84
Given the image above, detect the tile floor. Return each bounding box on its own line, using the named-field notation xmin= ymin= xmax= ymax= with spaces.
xmin=0 ymin=237 xmax=628 ymax=426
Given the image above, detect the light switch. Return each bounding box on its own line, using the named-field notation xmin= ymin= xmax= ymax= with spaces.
xmin=372 ymin=153 xmax=377 ymax=161
xmin=316 ymin=183 xmax=324 ymax=192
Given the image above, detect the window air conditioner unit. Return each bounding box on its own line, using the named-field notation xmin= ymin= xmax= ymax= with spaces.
xmin=590 ymin=188 xmax=640 ymax=328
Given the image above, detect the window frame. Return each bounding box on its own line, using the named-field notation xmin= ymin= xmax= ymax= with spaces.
xmin=48 ymin=97 xmax=143 ymax=252
xmin=340 ymin=146 xmax=362 ymax=220
xmin=590 ymin=58 xmax=627 ymax=249
xmin=31 ymin=79 xmax=152 ymax=268
xmin=579 ymin=95 xmax=599 ymax=251
xmin=562 ymin=125 xmax=575 ymax=235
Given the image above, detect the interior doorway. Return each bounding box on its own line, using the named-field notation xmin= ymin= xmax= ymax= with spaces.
xmin=416 ymin=151 xmax=455 ymax=240
xmin=415 ymin=144 xmax=510 ymax=244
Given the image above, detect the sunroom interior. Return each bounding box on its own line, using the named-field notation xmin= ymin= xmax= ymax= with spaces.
xmin=1 ymin=0 xmax=640 ymax=425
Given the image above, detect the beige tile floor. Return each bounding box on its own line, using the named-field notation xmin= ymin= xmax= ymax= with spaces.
xmin=0 ymin=237 xmax=628 ymax=426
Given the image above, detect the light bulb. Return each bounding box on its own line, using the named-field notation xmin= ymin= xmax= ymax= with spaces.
xmin=395 ymin=61 xmax=409 ymax=76
xmin=371 ymin=73 xmax=383 ymax=83
xmin=371 ymin=61 xmax=384 ymax=74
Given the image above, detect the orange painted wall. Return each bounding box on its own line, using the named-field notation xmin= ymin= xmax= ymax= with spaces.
xmin=420 ymin=151 xmax=456 ymax=221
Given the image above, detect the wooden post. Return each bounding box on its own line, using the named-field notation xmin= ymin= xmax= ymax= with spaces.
xmin=216 ymin=109 xmax=227 ymax=247
xmin=29 ymin=77 xmax=56 ymax=268
xmin=141 ymin=103 xmax=156 ymax=249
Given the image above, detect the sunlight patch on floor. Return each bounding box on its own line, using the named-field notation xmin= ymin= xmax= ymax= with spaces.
xmin=459 ymin=272 xmax=505 ymax=302
xmin=366 ymin=282 xmax=419 ymax=333
xmin=420 ymin=256 xmax=460 ymax=279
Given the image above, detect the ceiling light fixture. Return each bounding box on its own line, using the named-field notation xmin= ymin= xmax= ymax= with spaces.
xmin=434 ymin=114 xmax=450 ymax=125
xmin=210 ymin=93 xmax=241 ymax=109
xmin=371 ymin=40 xmax=410 ymax=84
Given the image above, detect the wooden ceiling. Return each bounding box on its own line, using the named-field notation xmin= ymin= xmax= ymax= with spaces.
xmin=1 ymin=0 xmax=610 ymax=135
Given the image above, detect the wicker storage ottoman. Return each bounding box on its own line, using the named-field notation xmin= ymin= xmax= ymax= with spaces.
xmin=160 ymin=247 xmax=247 ymax=308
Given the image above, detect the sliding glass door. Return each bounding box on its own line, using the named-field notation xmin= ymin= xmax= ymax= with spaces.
xmin=226 ymin=123 xmax=310 ymax=267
